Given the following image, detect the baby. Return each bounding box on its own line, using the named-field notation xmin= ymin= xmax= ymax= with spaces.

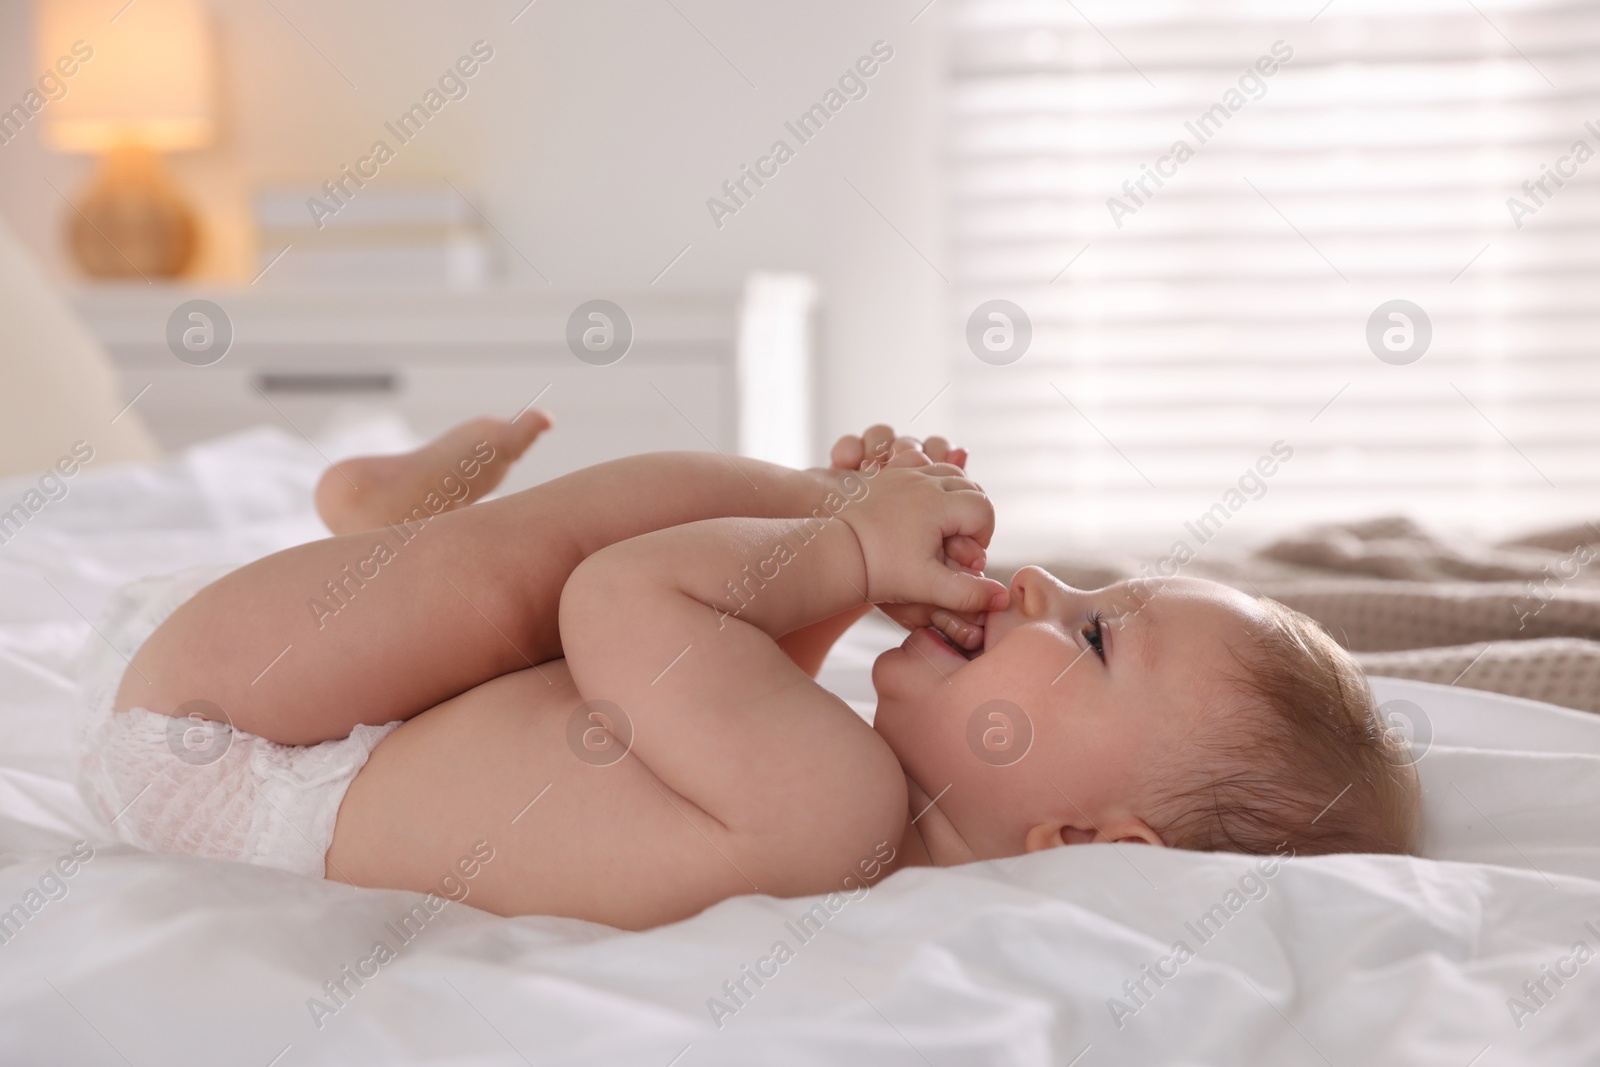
xmin=80 ymin=415 xmax=1419 ymax=930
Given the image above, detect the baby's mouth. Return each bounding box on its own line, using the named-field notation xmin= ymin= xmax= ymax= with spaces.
xmin=926 ymin=625 xmax=983 ymax=661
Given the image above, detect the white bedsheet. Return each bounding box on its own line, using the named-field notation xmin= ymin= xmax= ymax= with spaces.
xmin=1 ymin=426 xmax=1597 ymax=1065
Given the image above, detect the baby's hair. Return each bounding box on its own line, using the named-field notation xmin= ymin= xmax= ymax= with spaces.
xmin=1145 ymin=597 xmax=1421 ymax=857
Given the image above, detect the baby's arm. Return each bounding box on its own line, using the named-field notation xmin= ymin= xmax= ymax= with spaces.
xmin=559 ymin=459 xmax=1005 ymax=894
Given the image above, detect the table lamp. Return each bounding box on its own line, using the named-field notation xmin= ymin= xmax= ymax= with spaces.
xmin=36 ymin=0 xmax=216 ymax=278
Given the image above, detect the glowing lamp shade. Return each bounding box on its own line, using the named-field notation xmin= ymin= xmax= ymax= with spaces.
xmin=35 ymin=0 xmax=217 ymax=277
xmin=37 ymin=0 xmax=215 ymax=152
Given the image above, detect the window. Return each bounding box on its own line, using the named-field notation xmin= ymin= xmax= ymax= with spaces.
xmin=949 ymin=0 xmax=1600 ymax=557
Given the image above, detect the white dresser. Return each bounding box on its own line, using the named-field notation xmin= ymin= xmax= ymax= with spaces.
xmin=70 ymin=280 xmax=815 ymax=494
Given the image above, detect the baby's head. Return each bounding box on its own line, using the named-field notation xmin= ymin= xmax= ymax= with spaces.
xmin=871 ymin=568 xmax=1419 ymax=861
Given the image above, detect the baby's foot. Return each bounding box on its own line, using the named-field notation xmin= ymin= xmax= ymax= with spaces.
xmin=829 ymin=424 xmax=968 ymax=472
xmin=315 ymin=410 xmax=552 ymax=534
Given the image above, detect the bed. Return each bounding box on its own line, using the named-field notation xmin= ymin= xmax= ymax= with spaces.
xmin=2 ymin=422 xmax=1597 ymax=1065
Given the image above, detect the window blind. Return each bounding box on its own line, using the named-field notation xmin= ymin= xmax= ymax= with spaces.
xmin=948 ymin=0 xmax=1600 ymax=558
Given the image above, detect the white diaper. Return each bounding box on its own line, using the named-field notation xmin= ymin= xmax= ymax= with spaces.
xmin=75 ymin=565 xmax=402 ymax=878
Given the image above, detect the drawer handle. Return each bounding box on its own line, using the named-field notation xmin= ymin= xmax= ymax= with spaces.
xmin=254 ymin=372 xmax=398 ymax=395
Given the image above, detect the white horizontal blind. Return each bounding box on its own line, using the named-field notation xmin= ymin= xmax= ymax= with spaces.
xmin=949 ymin=0 xmax=1600 ymax=558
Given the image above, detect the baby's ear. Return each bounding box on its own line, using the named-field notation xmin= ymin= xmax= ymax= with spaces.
xmin=1025 ymin=818 xmax=1165 ymax=851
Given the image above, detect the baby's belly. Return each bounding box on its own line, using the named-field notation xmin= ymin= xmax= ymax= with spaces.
xmin=325 ymin=661 xmax=779 ymax=928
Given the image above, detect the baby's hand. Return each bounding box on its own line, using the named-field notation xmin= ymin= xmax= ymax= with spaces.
xmin=827 ymin=426 xmax=989 ymax=648
xmin=835 ymin=451 xmax=1008 ymax=617
xmin=829 ymin=424 xmax=980 ymax=566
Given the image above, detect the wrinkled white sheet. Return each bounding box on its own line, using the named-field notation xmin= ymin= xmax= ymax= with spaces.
xmin=1 ymin=425 xmax=1597 ymax=1065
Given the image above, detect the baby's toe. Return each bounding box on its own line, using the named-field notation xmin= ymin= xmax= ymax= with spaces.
xmin=831 ymin=435 xmax=865 ymax=470
xmin=507 ymin=408 xmax=553 ymax=455
xmin=861 ymin=424 xmax=898 ymax=464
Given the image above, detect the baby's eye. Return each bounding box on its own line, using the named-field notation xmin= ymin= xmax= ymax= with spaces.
xmin=1081 ymin=611 xmax=1106 ymax=660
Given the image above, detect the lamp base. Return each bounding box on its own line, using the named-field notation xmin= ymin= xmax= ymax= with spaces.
xmin=68 ymin=144 xmax=198 ymax=279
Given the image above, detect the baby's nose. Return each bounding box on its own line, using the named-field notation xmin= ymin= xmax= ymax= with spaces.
xmin=1011 ymin=566 xmax=1061 ymax=617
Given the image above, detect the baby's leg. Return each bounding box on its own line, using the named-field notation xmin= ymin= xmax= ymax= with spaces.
xmin=116 ymin=443 xmax=828 ymax=746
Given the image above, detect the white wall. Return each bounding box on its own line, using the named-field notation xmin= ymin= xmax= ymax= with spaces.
xmin=0 ymin=0 xmax=953 ymax=460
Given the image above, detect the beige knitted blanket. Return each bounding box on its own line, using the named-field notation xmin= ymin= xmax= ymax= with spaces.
xmin=1030 ymin=516 xmax=1600 ymax=713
